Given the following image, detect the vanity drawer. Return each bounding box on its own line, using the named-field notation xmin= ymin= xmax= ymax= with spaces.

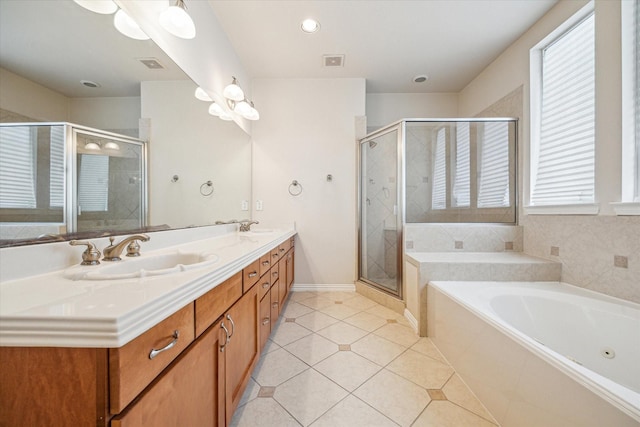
xmin=278 ymin=240 xmax=291 ymax=256
xmin=259 ymin=253 xmax=271 ymax=277
xmin=270 ymin=260 xmax=280 ymax=284
xmin=258 ymin=275 xmax=272 ymax=301
xmin=109 ymin=303 xmax=195 ymax=414
xmin=195 ymin=272 xmax=243 ymax=337
xmin=243 ymin=259 xmax=261 ymax=292
xmin=270 ymin=247 xmax=280 ymax=264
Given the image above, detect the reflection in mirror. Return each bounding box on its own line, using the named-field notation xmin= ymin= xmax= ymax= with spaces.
xmin=0 ymin=0 xmax=252 ymax=247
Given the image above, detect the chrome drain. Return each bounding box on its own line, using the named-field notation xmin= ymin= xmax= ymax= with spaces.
xmin=601 ymin=347 xmax=616 ymax=359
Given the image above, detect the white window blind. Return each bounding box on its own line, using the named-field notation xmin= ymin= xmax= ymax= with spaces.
xmin=453 ymin=122 xmax=470 ymax=207
xmin=432 ymin=128 xmax=446 ymax=210
xmin=531 ymin=13 xmax=595 ymax=206
xmin=49 ymin=126 xmax=64 ymax=208
xmin=0 ymin=126 xmax=36 ymax=209
xmin=478 ymin=122 xmax=510 ymax=207
xmin=78 ymin=154 xmax=109 ymax=212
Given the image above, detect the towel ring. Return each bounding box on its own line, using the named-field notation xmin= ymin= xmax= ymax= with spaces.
xmin=200 ymin=180 xmax=214 ymax=196
xmin=288 ymin=180 xmax=303 ymax=196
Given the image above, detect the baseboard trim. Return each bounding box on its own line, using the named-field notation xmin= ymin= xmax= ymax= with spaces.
xmin=404 ymin=308 xmax=418 ymax=334
xmin=291 ymin=283 xmax=357 ymax=292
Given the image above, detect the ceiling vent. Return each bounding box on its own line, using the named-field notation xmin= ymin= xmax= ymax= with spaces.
xmin=323 ymin=54 xmax=345 ymax=67
xmin=138 ymin=58 xmax=165 ymax=69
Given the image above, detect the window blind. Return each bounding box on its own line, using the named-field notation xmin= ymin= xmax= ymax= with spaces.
xmin=49 ymin=126 xmax=64 ymax=208
xmin=0 ymin=126 xmax=37 ymax=209
xmin=431 ymin=128 xmax=446 ymax=210
xmin=531 ymin=13 xmax=595 ymax=205
xmin=453 ymin=122 xmax=470 ymax=207
xmin=78 ymin=154 xmax=109 ymax=212
xmin=478 ymin=122 xmax=510 ymax=207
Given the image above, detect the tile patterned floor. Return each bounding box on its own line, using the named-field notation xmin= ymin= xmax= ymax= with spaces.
xmin=231 ymin=291 xmax=499 ymax=427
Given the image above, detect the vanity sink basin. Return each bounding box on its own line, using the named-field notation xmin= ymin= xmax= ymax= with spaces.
xmin=64 ymin=251 xmax=219 ymax=281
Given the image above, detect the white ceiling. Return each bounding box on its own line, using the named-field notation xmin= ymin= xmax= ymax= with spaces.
xmin=209 ymin=0 xmax=558 ymax=93
xmin=0 ymin=0 xmax=557 ymax=99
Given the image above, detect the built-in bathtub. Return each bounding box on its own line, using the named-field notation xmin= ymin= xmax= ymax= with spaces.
xmin=427 ymin=280 xmax=640 ymax=427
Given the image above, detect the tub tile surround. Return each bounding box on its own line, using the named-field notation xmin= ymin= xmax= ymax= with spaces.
xmin=231 ymin=290 xmax=499 ymax=427
xmin=403 ymin=223 xmax=560 ymax=336
xmin=523 ymin=215 xmax=640 ymax=303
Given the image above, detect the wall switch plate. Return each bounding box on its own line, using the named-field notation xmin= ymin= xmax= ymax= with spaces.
xmin=256 ymin=200 xmax=263 ymax=211
xmin=241 ymin=200 xmax=248 ymax=211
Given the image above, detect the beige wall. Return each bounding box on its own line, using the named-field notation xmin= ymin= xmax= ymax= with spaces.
xmin=141 ymin=80 xmax=252 ymax=229
xmin=251 ymin=78 xmax=366 ymax=285
xmin=458 ymin=0 xmax=638 ymax=302
xmin=366 ymin=93 xmax=459 ymax=131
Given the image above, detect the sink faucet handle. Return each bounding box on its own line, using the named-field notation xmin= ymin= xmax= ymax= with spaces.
xmin=69 ymin=240 xmax=101 ymax=266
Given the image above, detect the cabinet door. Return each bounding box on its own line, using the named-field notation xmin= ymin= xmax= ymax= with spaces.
xmin=259 ymin=293 xmax=271 ymax=351
xmin=225 ymin=285 xmax=259 ymax=425
xmin=270 ymin=283 xmax=280 ymax=324
xmin=286 ymin=250 xmax=294 ymax=290
xmin=278 ymin=256 xmax=288 ymax=305
xmin=111 ymin=320 xmax=225 ymax=427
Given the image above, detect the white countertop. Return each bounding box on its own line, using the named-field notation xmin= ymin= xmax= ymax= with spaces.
xmin=0 ymin=228 xmax=296 ymax=348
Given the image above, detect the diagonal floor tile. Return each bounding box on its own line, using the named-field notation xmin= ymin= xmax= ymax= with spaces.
xmin=274 ymin=369 xmax=348 ymax=426
xmin=295 ymin=311 xmax=340 ymax=332
xmin=309 ymin=395 xmax=399 ymax=427
xmin=354 ymin=369 xmax=430 ymax=427
xmin=238 ymin=377 xmax=260 ymax=408
xmin=298 ymin=296 xmax=335 ymax=310
xmin=412 ymin=400 xmax=498 ymax=426
xmin=230 ymin=397 xmax=301 ymax=427
xmin=318 ymin=291 xmax=359 ymax=302
xmin=373 ymin=323 xmax=420 ymax=347
xmin=319 ymin=303 xmax=361 ymax=320
xmin=284 ymin=333 xmax=339 ymax=366
xmin=317 ymin=322 xmax=369 ymax=345
xmin=442 ymin=374 xmax=497 ymax=423
xmin=281 ymin=301 xmax=315 ymax=318
xmin=411 ymin=337 xmax=448 ymax=364
xmin=342 ymin=295 xmax=379 ymax=311
xmin=289 ymin=291 xmax=318 ymax=303
xmin=343 ymin=311 xmax=388 ymax=332
xmin=252 ymin=348 xmax=309 ymax=387
xmin=270 ymin=321 xmax=313 ymax=346
xmin=365 ymin=304 xmax=404 ymax=320
xmin=386 ymin=349 xmax=454 ymax=389
xmin=351 ymin=333 xmax=407 ymax=366
xmin=314 ymin=351 xmax=382 ymax=391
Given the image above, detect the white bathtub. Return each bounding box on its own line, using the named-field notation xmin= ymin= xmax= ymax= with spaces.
xmin=427 ymin=281 xmax=640 ymax=427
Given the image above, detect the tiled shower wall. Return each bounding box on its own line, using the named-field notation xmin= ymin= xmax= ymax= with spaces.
xmin=404 ymin=224 xmax=523 ymax=253
xmin=522 ymin=215 xmax=640 ymax=303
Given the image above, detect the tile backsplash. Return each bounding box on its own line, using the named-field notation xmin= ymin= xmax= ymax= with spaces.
xmin=522 ymin=215 xmax=640 ymax=303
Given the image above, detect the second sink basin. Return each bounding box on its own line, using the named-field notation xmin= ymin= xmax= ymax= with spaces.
xmin=65 ymin=251 xmax=219 ymax=281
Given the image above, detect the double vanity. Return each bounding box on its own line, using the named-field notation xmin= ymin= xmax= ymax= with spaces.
xmin=0 ymin=226 xmax=296 ymax=426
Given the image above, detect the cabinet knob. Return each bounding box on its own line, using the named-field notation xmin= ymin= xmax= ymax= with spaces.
xmin=262 ymin=282 xmax=270 ymax=289
xmin=272 ymin=302 xmax=278 ymax=308
xmin=262 ymin=318 xmax=270 ymax=326
xmin=262 ymin=261 xmax=270 ymax=266
xmin=248 ymin=271 xmax=258 ymax=278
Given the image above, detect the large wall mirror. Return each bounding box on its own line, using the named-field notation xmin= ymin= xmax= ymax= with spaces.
xmin=0 ymin=0 xmax=252 ymax=246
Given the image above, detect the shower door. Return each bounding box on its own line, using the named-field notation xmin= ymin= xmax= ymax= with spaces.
xmin=359 ymin=124 xmax=402 ymax=297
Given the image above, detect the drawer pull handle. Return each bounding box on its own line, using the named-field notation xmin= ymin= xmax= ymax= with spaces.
xmin=262 ymin=261 xmax=270 ymax=266
xmin=248 ymin=271 xmax=258 ymax=278
xmin=272 ymin=302 xmax=278 ymax=308
xmin=272 ymin=254 xmax=278 ymax=258
xmin=279 ymin=248 xmax=285 ymax=253
xmin=220 ymin=322 xmax=230 ymax=351
xmin=226 ymin=314 xmax=235 ymax=338
xmin=262 ymin=318 xmax=270 ymax=326
xmin=272 ymin=271 xmax=278 ymax=276
xmin=149 ymin=330 xmax=179 ymax=360
xmin=262 ymin=282 xmax=270 ymax=289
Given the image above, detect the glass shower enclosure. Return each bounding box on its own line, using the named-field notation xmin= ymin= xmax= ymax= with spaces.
xmin=358 ymin=119 xmax=517 ymax=298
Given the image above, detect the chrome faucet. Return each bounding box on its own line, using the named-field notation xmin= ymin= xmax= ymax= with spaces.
xmin=102 ymin=234 xmax=150 ymax=261
xmin=239 ymin=220 xmax=259 ymax=232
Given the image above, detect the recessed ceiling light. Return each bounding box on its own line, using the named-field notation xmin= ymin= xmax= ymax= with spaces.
xmin=81 ymin=80 xmax=101 ymax=88
xmin=301 ymin=18 xmax=320 ymax=33
xmin=413 ymin=75 xmax=429 ymax=83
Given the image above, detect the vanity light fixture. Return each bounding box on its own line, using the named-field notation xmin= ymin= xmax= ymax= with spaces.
xmin=208 ymin=101 xmax=224 ymax=116
xmin=104 ymin=141 xmax=120 ymax=150
xmin=114 ymin=8 xmax=150 ymax=40
xmin=195 ymin=87 xmax=213 ymax=102
xmin=301 ymin=18 xmax=320 ymax=33
xmin=159 ymin=0 xmax=196 ymax=40
xmin=219 ymin=113 xmax=234 ymax=121
xmin=73 ymin=0 xmax=118 ymax=15
xmin=84 ymin=141 xmax=101 ymax=151
xmin=223 ymin=77 xmax=245 ymax=102
xmin=244 ymin=102 xmax=260 ymax=121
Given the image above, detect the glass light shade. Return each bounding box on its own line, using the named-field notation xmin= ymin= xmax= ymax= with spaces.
xmin=195 ymin=87 xmax=212 ymax=102
xmin=219 ymin=113 xmax=233 ymax=121
xmin=104 ymin=141 xmax=120 ymax=150
xmin=85 ymin=142 xmax=101 ymax=150
xmin=73 ymin=0 xmax=118 ymax=14
xmin=114 ymin=9 xmax=150 ymax=40
xmin=244 ymin=107 xmax=260 ymax=121
xmin=159 ymin=3 xmax=196 ymax=39
xmin=233 ymin=100 xmax=252 ymax=117
xmin=208 ymin=102 xmax=224 ymax=116
xmin=223 ymin=80 xmax=244 ymax=101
